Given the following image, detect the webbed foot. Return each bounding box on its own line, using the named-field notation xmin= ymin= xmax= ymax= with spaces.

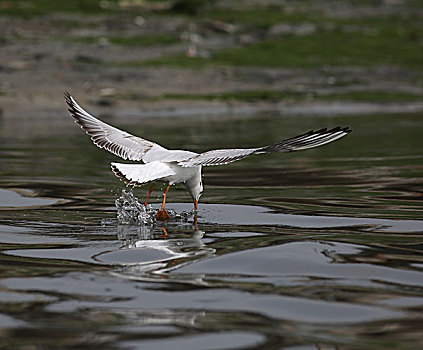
xmin=156 ymin=208 xmax=171 ymax=221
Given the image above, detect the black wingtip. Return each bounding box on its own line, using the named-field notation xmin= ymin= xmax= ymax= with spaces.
xmin=64 ymin=91 xmax=83 ymax=124
xmin=64 ymin=90 xmax=71 ymax=102
xmin=328 ymin=126 xmax=352 ymax=134
xmin=263 ymin=125 xmax=352 ymax=153
xmin=340 ymin=126 xmax=352 ymax=134
xmin=64 ymin=90 xmax=74 ymax=108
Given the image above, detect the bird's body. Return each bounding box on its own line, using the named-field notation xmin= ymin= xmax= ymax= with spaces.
xmin=110 ymin=160 xmax=202 ymax=198
xmin=65 ymin=92 xmax=351 ymax=220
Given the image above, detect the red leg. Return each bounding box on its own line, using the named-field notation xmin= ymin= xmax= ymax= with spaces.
xmin=194 ymin=213 xmax=198 ymax=230
xmin=156 ymin=185 xmax=171 ymax=220
xmin=160 ymin=227 xmax=168 ymax=237
xmin=144 ymin=184 xmax=155 ymax=206
xmin=193 ymin=201 xmax=198 ymax=229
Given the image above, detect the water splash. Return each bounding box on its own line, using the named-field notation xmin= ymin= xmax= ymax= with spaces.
xmin=115 ymin=189 xmax=155 ymax=225
xmin=115 ymin=189 xmax=195 ymax=225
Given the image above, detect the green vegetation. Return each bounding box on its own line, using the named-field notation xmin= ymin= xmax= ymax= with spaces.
xmin=163 ymin=91 xmax=307 ymax=102
xmin=0 ymin=0 xmax=120 ymax=16
xmin=0 ymin=0 xmax=421 ymax=105
xmin=72 ymin=35 xmax=178 ymax=46
xmin=171 ymin=0 xmax=216 ymax=15
xmin=1 ymin=1 xmax=421 ymax=71
xmin=120 ymin=90 xmax=422 ymax=103
xmin=202 ymin=5 xmax=317 ymax=29
xmin=139 ymin=19 xmax=422 ymax=69
xmin=217 ymin=30 xmax=421 ymax=68
xmin=0 ymin=0 xmax=216 ymax=16
xmin=320 ymin=91 xmax=423 ymax=102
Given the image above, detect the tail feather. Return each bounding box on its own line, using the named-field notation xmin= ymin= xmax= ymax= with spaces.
xmin=111 ymin=162 xmax=175 ymax=186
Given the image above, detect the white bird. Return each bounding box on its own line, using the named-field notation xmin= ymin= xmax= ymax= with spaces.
xmin=65 ymin=92 xmax=351 ymax=220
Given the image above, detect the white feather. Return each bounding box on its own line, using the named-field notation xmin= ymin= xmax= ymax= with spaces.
xmin=111 ymin=162 xmax=176 ymax=185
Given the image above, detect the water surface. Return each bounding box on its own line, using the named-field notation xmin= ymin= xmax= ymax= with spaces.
xmin=0 ymin=112 xmax=422 ymax=349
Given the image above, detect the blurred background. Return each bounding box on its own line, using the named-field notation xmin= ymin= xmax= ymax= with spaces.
xmin=0 ymin=0 xmax=422 ymax=134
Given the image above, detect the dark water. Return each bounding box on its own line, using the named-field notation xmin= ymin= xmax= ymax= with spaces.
xmin=0 ymin=111 xmax=422 ymax=349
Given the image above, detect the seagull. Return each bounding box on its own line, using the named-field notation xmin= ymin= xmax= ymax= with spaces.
xmin=65 ymin=92 xmax=351 ymax=220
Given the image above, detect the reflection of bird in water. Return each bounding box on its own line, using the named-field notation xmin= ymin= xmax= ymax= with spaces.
xmin=115 ymin=224 xmax=214 ymax=276
xmin=111 ymin=309 xmax=205 ymax=329
xmin=65 ymin=92 xmax=351 ymax=221
xmin=118 ymin=224 xmax=206 ymax=253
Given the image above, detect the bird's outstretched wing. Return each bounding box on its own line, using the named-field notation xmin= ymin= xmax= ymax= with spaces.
xmin=65 ymin=92 xmax=167 ymax=162
xmin=178 ymin=127 xmax=351 ymax=167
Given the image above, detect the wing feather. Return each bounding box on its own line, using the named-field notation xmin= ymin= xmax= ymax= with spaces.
xmin=65 ymin=91 xmax=166 ymax=162
xmin=111 ymin=162 xmax=176 ymax=186
xmin=178 ymin=127 xmax=351 ymax=167
xmin=178 ymin=148 xmax=262 ymax=167
xmin=263 ymin=127 xmax=351 ymax=152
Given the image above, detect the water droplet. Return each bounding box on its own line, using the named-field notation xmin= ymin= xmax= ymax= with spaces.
xmin=114 ymin=189 xmax=196 ymax=226
xmin=115 ymin=189 xmax=154 ymax=226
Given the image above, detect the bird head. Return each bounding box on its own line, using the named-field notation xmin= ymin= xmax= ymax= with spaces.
xmin=186 ymin=177 xmax=203 ymax=209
